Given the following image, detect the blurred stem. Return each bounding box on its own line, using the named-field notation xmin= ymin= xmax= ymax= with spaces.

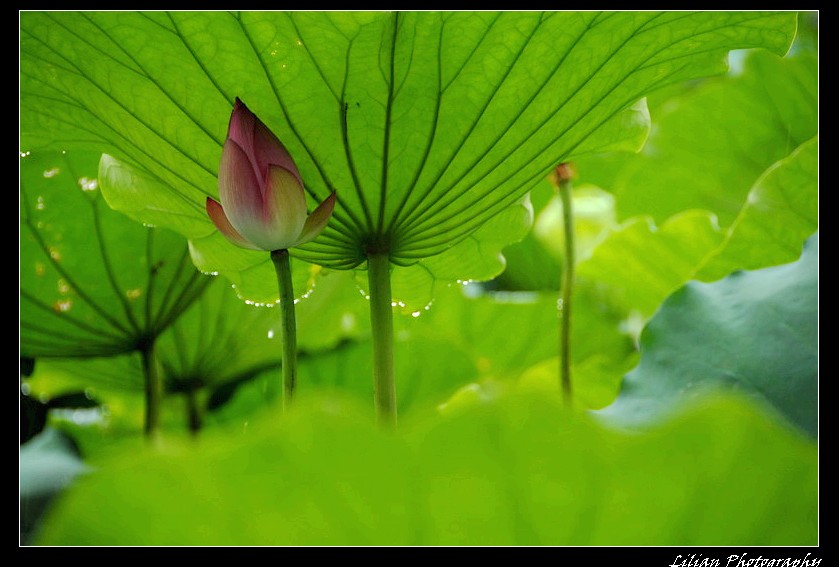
xmin=558 ymin=173 xmax=575 ymax=406
xmin=186 ymin=388 xmax=202 ymax=436
xmin=139 ymin=338 xmax=163 ymax=439
xmin=271 ymin=249 xmax=297 ymax=411
xmin=367 ymin=252 xmax=397 ymax=427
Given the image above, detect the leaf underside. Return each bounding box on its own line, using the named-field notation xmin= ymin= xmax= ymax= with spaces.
xmin=21 ymin=11 xmax=795 ymax=287
xmin=20 ymin=151 xmax=210 ymax=358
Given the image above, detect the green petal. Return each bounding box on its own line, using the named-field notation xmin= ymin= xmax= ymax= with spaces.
xmin=295 ymin=192 xmax=336 ymax=247
xmin=257 ymin=165 xmax=308 ymax=251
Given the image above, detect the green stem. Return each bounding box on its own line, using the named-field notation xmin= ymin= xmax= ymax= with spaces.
xmin=139 ymin=338 xmax=163 ymax=439
xmin=367 ymin=252 xmax=397 ymax=427
xmin=558 ymin=176 xmax=575 ymax=406
xmin=186 ymin=388 xmax=202 ymax=436
xmin=271 ymin=249 xmax=297 ymax=410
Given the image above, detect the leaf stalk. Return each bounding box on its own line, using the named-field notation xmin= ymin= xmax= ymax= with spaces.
xmin=367 ymin=251 xmax=397 ymax=427
xmin=271 ymin=249 xmax=298 ymax=410
xmin=557 ymin=166 xmax=575 ymax=405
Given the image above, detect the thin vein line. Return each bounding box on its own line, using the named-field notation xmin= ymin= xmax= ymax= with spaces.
xmin=395 ymin=176 xmax=539 ymax=256
xmin=293 ymin=255 xmax=363 ymax=270
xmin=166 ymin=12 xmax=241 ymax=107
xmin=20 ymin=338 xmax=132 ymax=359
xmin=31 ymin=15 xmax=218 ymax=179
xmin=155 ymin=269 xmax=212 ymax=334
xmin=19 ymin=325 xmax=118 ymax=349
xmin=193 ymin=288 xmax=215 ymax=378
xmin=78 ymin=12 xmax=224 ymax=146
xmin=398 ymin=11 xmax=605 ymax=239
xmin=288 ymin=16 xmax=341 ymax=102
xmin=151 ymin=244 xmax=191 ymax=330
xmin=634 ymin=10 xmax=694 ymax=34
xmin=138 ymin=11 xmax=178 ymax=34
xmin=377 ymin=12 xmax=400 ymax=236
xmin=440 ymin=12 xmax=502 ymax=94
xmin=151 ymin=246 xmax=202 ymax=333
xmin=389 ymin=12 xmax=415 ymax=101
xmin=303 ymin=227 xmax=356 ymax=247
xmin=171 ymin=309 xmax=192 ymax=378
xmin=389 ymin=12 xmax=554 ymax=237
xmin=144 ymin=229 xmax=156 ymax=332
xmin=21 ymin=67 xmax=212 ymax=213
xmin=20 ymin=187 xmax=133 ymax=336
xmin=401 ymin=13 xmax=662 ymax=243
xmin=333 ymin=13 xmax=376 ymax=234
xmin=205 ymin=285 xmax=238 ymax=374
xmin=340 ymin=96 xmax=375 ymax=233
xmin=146 ymin=233 xmax=189 ymax=334
xmin=20 ymin=291 xmax=127 ymax=342
xmin=90 ymin=198 xmax=143 ymax=335
xmin=201 ymin=293 xmax=245 ymax=381
xmin=382 ymin=15 xmax=444 ymax=238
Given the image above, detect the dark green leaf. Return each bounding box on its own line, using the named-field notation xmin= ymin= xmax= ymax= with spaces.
xmin=20 ymin=151 xmax=209 ymax=358
xmin=602 ymin=233 xmax=819 ymax=437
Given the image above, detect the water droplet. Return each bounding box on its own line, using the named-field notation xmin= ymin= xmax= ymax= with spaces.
xmin=20 ymin=151 xmax=31 ymax=157
xmin=411 ymin=311 xmax=421 ymax=318
xmin=20 ymin=382 xmax=31 ymax=395
xmin=49 ymin=247 xmax=61 ymax=261
xmin=36 ymin=196 xmax=46 ymax=210
xmin=297 ymin=287 xmax=315 ymax=301
xmin=245 ymin=299 xmax=275 ymax=307
xmin=57 ymin=279 xmax=71 ymax=294
xmin=53 ymin=299 xmax=73 ymax=312
xmin=267 ymin=329 xmax=275 ymax=339
xmin=78 ymin=177 xmax=98 ymax=191
xmin=126 ymin=288 xmax=142 ymax=300
xmin=84 ymin=387 xmax=95 ymax=399
xmin=295 ymin=39 xmax=303 ymax=46
xmin=43 ymin=168 xmax=60 ymax=178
